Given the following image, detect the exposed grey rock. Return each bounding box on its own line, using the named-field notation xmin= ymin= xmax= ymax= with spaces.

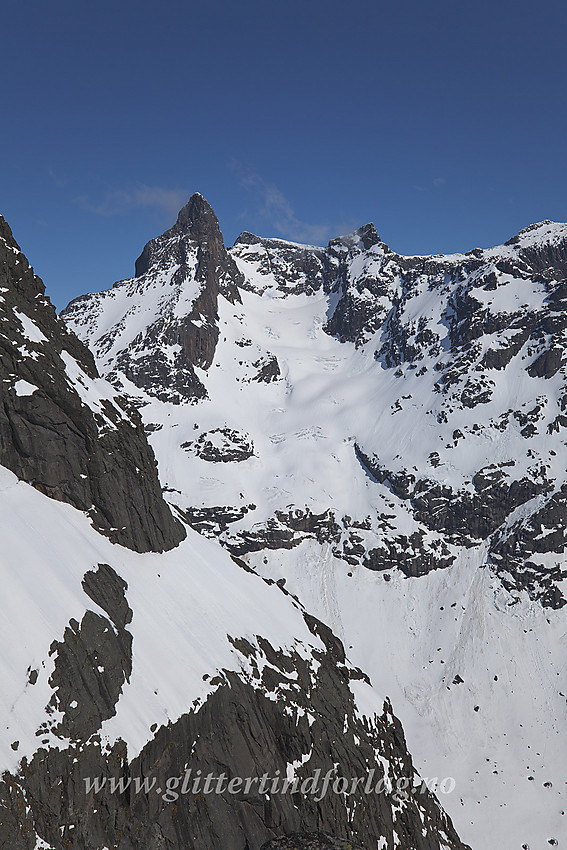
xmin=0 ymin=215 xmax=185 ymax=552
xmin=29 ymin=565 xmax=135 ymax=745
xmin=178 ymin=504 xmax=256 ymax=536
xmin=234 ymin=232 xmax=327 ymax=295
xmin=220 ymin=509 xmax=342 ymax=558
xmin=81 ymin=563 xmax=133 ymax=629
xmin=182 ymin=427 xmax=255 ymax=462
xmin=253 ymin=353 xmax=281 ymax=382
xmin=135 ymin=194 xmax=242 ymax=370
xmin=354 ymin=442 xmax=567 ymax=605
xmin=0 ymin=777 xmax=35 ymax=850
xmin=260 ymin=835 xmax=365 ymax=850
xmin=527 ymin=347 xmax=563 ymax=378
xmin=490 ymin=485 xmax=567 ymax=608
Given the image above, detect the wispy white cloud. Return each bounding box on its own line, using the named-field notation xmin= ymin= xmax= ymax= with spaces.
xmin=232 ymin=162 xmax=351 ymax=245
xmin=74 ymin=184 xmax=188 ymax=219
xmin=48 ymin=168 xmax=70 ymax=188
xmin=414 ymin=177 xmax=447 ymax=193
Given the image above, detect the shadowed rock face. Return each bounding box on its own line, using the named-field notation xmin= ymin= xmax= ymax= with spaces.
xmin=0 ymin=215 xmax=185 ymax=552
xmin=82 ymin=562 xmax=134 ymax=629
xmin=39 ymin=565 xmax=134 ymax=742
xmin=46 ymin=609 xmax=133 ymax=741
xmin=0 ymin=606 xmax=470 ymax=850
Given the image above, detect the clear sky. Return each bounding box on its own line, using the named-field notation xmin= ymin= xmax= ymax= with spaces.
xmin=1 ymin=0 xmax=566 ymax=308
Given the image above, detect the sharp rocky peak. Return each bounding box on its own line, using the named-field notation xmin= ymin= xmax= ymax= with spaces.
xmin=159 ymin=191 xmax=226 ymax=253
xmin=0 ymin=214 xmax=15 ymax=245
xmin=64 ymin=193 xmax=244 ymax=405
xmin=328 ymin=222 xmax=386 ymax=251
xmin=134 ymin=192 xmax=228 ymax=279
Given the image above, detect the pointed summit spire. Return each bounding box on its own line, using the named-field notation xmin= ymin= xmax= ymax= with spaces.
xmin=174 ymin=193 xmax=220 ymax=241
xmin=328 ymin=222 xmax=386 ymax=252
xmin=134 ymin=193 xmax=223 ymax=278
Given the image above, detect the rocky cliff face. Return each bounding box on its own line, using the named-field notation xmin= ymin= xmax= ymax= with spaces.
xmin=0 ymin=208 xmax=474 ymax=849
xmin=0 ymin=215 xmax=185 ymax=552
xmin=219 ymin=218 xmax=567 ymax=609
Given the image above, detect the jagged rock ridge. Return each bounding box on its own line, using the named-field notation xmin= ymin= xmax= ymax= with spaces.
xmin=1 ymin=601 xmax=469 ymax=850
xmin=0 ymin=463 xmax=469 ymax=850
xmin=0 ymin=211 xmax=469 ymax=849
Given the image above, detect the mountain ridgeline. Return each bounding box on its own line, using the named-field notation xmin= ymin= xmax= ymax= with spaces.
xmin=63 ymin=195 xmax=567 ymax=610
xmin=60 ymin=196 xmax=567 ymax=847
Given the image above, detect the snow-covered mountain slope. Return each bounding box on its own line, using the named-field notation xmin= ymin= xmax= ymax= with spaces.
xmin=62 ymin=196 xmax=567 ymax=849
xmin=0 ymin=213 xmax=470 ymax=850
xmin=0 ymin=466 xmax=467 ymax=850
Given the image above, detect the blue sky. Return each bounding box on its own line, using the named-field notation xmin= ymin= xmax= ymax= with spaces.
xmin=1 ymin=0 xmax=566 ymax=308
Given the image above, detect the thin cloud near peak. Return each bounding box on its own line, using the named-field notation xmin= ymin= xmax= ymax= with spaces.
xmin=74 ymin=184 xmax=189 ymax=220
xmin=414 ymin=177 xmax=447 ymax=193
xmin=232 ymin=161 xmax=352 ymax=245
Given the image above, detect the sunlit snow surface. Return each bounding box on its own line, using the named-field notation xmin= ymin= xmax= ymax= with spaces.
xmin=0 ymin=464 xmax=329 ymax=773
xmin=151 ymin=290 xmax=566 ymax=849
xmin=60 ymin=220 xmax=567 ymax=849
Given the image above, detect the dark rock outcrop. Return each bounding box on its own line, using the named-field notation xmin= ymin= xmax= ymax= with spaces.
xmin=135 ymin=192 xmax=243 ymax=370
xmin=260 ymin=836 xmax=365 ymax=850
xmin=182 ymin=427 xmax=255 ymax=463
xmin=0 ymin=215 xmax=185 ymax=552
xmin=233 ymin=232 xmax=327 ymax=295
xmin=46 ymin=608 xmax=133 ymax=741
xmin=81 ymin=562 xmax=134 ymax=630
xmin=34 ymin=565 xmax=136 ymax=742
